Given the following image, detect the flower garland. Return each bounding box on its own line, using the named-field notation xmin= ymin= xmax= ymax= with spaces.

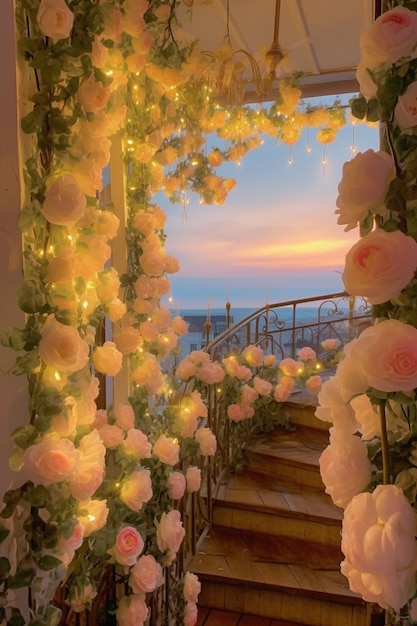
xmin=0 ymin=0 xmax=368 ymax=625
xmin=316 ymin=2 xmax=417 ymax=622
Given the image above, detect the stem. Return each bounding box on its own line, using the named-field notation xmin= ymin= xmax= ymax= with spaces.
xmin=378 ymin=400 xmax=390 ymax=485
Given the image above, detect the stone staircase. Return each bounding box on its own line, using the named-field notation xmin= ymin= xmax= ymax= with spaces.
xmin=189 ymin=391 xmax=375 ymax=626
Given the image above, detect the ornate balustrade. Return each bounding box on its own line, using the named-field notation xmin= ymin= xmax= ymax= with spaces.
xmin=208 ymin=291 xmax=372 ymax=361
xmin=184 ymin=292 xmax=373 ymax=565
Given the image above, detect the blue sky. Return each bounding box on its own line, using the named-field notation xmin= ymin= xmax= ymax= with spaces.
xmin=159 ymin=105 xmax=378 ymax=310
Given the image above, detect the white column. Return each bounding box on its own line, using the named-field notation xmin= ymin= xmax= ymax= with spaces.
xmin=0 ymin=0 xmax=28 ymax=491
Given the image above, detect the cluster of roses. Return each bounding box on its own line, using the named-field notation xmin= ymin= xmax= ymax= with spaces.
xmin=175 ymin=344 xmax=324 ymax=424
xmin=1 ymin=1 xmax=209 ymax=625
xmin=316 ymin=3 xmax=417 ymax=619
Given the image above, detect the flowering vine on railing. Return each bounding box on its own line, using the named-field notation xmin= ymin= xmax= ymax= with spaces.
xmin=0 ymin=0 xmax=373 ymax=625
xmin=316 ymin=2 xmax=417 ymax=624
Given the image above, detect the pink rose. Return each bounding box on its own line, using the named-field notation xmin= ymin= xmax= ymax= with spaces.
xmin=129 ymin=554 xmax=164 ymax=594
xmin=120 ymin=470 xmax=153 ymax=511
xmin=297 ymin=347 xmax=316 ymax=361
xmin=156 ymin=510 xmax=185 ymax=557
xmin=305 ymin=375 xmax=322 ymax=394
xmin=360 ymin=6 xmax=417 ymax=67
xmin=194 ymin=427 xmax=217 ymax=456
xmin=109 ymin=526 xmax=144 ymax=567
xmin=36 ymin=0 xmax=74 ymax=40
xmin=92 ymin=342 xmax=123 ymax=377
xmin=131 ymin=353 xmax=163 ymax=395
xmin=114 ymin=326 xmax=143 ymax=356
xmin=243 ymin=344 xmax=264 ymax=367
xmin=168 ymin=471 xmax=186 ymax=500
xmin=23 ymin=435 xmax=79 ymax=486
xmin=278 ymin=358 xmax=299 ymax=377
xmin=319 ymin=427 xmax=372 ymax=509
xmin=253 ymin=376 xmax=272 ymax=396
xmin=175 ymin=358 xmax=197 ymax=381
xmin=78 ymin=80 xmax=111 ymax=113
xmin=99 ymin=424 xmax=124 ymax=449
xmin=349 ymin=319 xmax=417 ymax=392
xmin=114 ymin=403 xmax=135 ymax=431
xmin=116 ymin=594 xmax=148 ymax=626
xmin=395 ymin=80 xmax=417 ymax=129
xmin=273 ymin=384 xmax=292 ymax=403
xmin=183 ymin=602 xmax=198 ymax=626
xmin=240 ymin=384 xmax=258 ymax=405
xmin=183 ymin=572 xmax=201 ymax=603
xmin=227 ymin=403 xmax=245 ymax=422
xmin=186 ymin=466 xmax=201 ymax=493
xmin=198 ymin=362 xmax=225 ymax=384
xmin=335 ymin=150 xmax=394 ymax=232
xmin=42 ymin=174 xmax=86 ymax=226
xmin=171 ymin=315 xmax=188 ymax=335
xmin=320 ymin=338 xmax=340 ymax=351
xmin=341 ymin=485 xmax=417 ymax=610
xmin=263 ymin=354 xmax=276 ymax=367
xmin=122 ymin=429 xmax=152 ymax=460
xmin=39 ymin=315 xmax=89 ymax=373
xmin=342 ymin=229 xmax=417 ymax=305
xmin=153 ymin=434 xmax=179 ymax=466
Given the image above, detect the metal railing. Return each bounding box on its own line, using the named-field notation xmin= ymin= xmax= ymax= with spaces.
xmin=207 ymin=291 xmax=372 ymax=361
xmin=185 ymin=291 xmax=373 ymax=562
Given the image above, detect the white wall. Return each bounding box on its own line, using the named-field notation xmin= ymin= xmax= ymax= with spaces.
xmin=0 ymin=0 xmax=28 ymax=492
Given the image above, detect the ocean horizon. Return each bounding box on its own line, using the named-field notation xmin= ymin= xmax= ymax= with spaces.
xmin=178 ymin=305 xmax=342 ymax=324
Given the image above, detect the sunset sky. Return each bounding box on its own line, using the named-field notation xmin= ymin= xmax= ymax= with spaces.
xmin=160 ymin=107 xmax=378 ymax=311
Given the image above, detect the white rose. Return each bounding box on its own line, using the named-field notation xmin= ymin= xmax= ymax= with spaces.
xmin=395 ymin=80 xmax=417 ymax=129
xmin=42 ymin=174 xmax=86 ymax=227
xmin=39 ymin=315 xmax=89 ymax=373
xmin=36 ymin=0 xmax=74 ymax=40
xmin=319 ymin=427 xmax=372 ymax=509
xmin=335 ymin=150 xmax=394 ymax=232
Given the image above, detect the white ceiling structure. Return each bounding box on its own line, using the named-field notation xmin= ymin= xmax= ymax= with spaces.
xmin=178 ymin=0 xmax=381 ymax=101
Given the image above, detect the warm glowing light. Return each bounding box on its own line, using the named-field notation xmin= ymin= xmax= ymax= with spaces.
xmin=54 ymin=371 xmax=61 ymax=381
xmin=88 ymin=514 xmax=96 ymax=522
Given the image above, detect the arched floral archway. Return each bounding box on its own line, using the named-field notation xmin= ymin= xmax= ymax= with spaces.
xmin=3 ymin=1 xmax=415 ymax=625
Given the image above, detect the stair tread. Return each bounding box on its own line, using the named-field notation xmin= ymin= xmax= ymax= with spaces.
xmin=197 ymin=607 xmax=309 ymax=625
xmin=189 ymin=527 xmax=362 ymax=605
xmin=216 ymin=470 xmax=342 ymax=524
xmin=245 ymin=424 xmax=329 ymax=471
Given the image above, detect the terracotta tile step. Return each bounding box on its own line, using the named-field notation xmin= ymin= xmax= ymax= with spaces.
xmin=243 ymin=425 xmax=329 ymax=489
xmin=213 ymin=470 xmax=342 ymax=546
xmin=188 ymin=527 xmax=368 ymax=626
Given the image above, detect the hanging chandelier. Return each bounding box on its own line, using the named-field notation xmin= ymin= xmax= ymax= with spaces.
xmin=201 ymin=0 xmax=299 ymax=104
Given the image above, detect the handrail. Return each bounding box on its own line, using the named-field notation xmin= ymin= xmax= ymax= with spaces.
xmin=206 ymin=291 xmax=372 ymax=361
xmin=184 ymin=291 xmax=373 ymax=566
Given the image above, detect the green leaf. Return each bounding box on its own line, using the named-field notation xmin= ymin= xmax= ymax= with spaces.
xmin=23 ymin=484 xmax=51 ymax=509
xmin=8 ymin=567 xmax=35 ymax=589
xmin=0 ymin=557 xmax=11 ymax=579
xmin=36 ymin=555 xmax=63 ymax=571
xmin=17 ymin=280 xmax=47 ymax=314
xmin=7 ymin=608 xmax=26 ymax=626
xmin=10 ymin=424 xmax=37 ymax=449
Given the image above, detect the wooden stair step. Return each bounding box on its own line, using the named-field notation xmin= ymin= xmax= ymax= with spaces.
xmin=213 ymin=470 xmax=342 ymax=546
xmin=285 ymin=390 xmax=329 ymax=431
xmin=188 ymin=527 xmax=368 ymax=626
xmin=243 ymin=425 xmax=329 ymax=489
xmin=197 ymin=606 xmax=310 ymax=625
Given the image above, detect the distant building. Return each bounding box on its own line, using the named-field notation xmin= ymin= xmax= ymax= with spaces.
xmin=179 ymin=315 xmax=233 ymax=356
